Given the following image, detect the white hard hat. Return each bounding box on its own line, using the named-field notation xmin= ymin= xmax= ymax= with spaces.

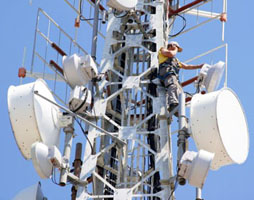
xmin=168 ymin=41 xmax=183 ymax=52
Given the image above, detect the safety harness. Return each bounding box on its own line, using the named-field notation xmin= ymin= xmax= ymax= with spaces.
xmin=158 ymin=57 xmax=181 ymax=82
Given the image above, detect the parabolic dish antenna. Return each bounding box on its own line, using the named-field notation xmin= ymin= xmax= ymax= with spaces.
xmin=62 ymin=54 xmax=98 ymax=88
xmin=7 ymin=79 xmax=60 ymax=159
xmin=190 ymin=88 xmax=249 ymax=170
xmin=199 ymin=61 xmax=225 ymax=92
xmin=31 ymin=142 xmax=53 ymax=179
xmin=179 ymin=150 xmax=214 ymax=189
xmin=107 ymin=0 xmax=138 ymax=11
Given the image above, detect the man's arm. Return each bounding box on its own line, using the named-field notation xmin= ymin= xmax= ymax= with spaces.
xmin=161 ymin=47 xmax=178 ymax=58
xmin=181 ymin=62 xmax=204 ymax=70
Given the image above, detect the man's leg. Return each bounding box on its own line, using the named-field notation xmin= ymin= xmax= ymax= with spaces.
xmin=166 ymin=76 xmax=183 ymax=113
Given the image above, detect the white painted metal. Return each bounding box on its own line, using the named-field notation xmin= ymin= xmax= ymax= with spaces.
xmin=10 ymin=0 xmax=243 ymax=199
xmin=186 ymin=9 xmax=220 ymax=18
xmin=179 ymin=150 xmax=214 ymax=188
xmin=199 ymin=61 xmax=225 ymax=92
xmin=196 ymin=188 xmax=202 ymax=199
xmin=7 ymin=79 xmax=60 ymax=159
xmin=26 ymin=71 xmax=65 ymax=82
xmin=69 ymin=86 xmax=92 ymax=114
xmin=107 ymin=0 xmax=137 ymax=11
xmin=12 ymin=182 xmax=45 ymax=200
xmin=225 ymin=43 xmax=228 ymax=87
xmin=31 ymin=142 xmax=53 ymax=179
xmin=188 ymin=150 xmax=214 ymax=188
xmin=222 ymin=0 xmax=227 ymax=41
xmin=190 ymin=88 xmax=249 ymax=170
xmin=77 ymin=0 xmax=174 ymax=199
xmin=48 ymin=145 xmax=62 ymax=169
xmin=63 ymin=54 xmax=98 ymax=88
xmin=184 ymin=44 xmax=227 ymax=64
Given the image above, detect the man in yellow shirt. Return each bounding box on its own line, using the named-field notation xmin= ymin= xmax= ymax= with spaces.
xmin=158 ymin=41 xmax=204 ymax=115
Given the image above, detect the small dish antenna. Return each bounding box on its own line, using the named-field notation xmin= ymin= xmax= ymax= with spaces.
xmin=7 ymin=79 xmax=61 ymax=159
xmin=107 ymin=0 xmax=138 ymax=11
xmin=190 ymin=88 xmax=249 ymax=170
xmin=31 ymin=142 xmax=62 ymax=179
xmin=31 ymin=142 xmax=53 ymax=179
xmin=62 ymin=54 xmax=98 ymax=88
xmin=198 ymin=61 xmax=225 ymax=92
xmin=179 ymin=150 xmax=214 ymax=188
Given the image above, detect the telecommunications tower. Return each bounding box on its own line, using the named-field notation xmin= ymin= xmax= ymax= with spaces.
xmin=9 ymin=0 xmax=249 ymax=200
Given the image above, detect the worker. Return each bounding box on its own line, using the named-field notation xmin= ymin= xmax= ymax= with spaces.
xmin=158 ymin=41 xmax=204 ymax=115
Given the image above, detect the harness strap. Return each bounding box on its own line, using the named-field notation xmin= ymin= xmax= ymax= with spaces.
xmin=157 ymin=72 xmax=175 ymax=81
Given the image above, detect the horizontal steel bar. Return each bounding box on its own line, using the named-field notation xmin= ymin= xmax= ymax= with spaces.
xmin=169 ymin=0 xmax=207 ymax=16
xmin=184 ymin=43 xmax=227 ymax=64
xmin=186 ymin=9 xmax=220 ymax=18
xmin=26 ymin=71 xmax=65 ymax=82
xmin=34 ymin=91 xmax=126 ymax=147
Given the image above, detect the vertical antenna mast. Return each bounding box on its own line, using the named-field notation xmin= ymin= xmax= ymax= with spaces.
xmin=77 ymin=0 xmax=175 ymax=199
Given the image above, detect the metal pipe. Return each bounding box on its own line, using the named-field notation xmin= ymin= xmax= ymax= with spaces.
xmin=224 ymin=43 xmax=228 ymax=87
xmin=89 ymin=0 xmax=106 ymax=11
xmin=181 ymin=76 xmax=198 ymax=87
xmin=91 ymin=0 xmax=100 ymax=60
xmin=49 ymin=60 xmax=64 ymax=75
xmin=34 ymin=91 xmax=126 ymax=147
xmin=177 ymin=92 xmax=187 ymax=185
xmin=169 ymin=0 xmax=207 ymax=16
xmin=177 ymin=92 xmax=186 ymax=163
xmin=184 ymin=43 xmax=227 ymax=64
xmin=86 ymin=0 xmax=100 ymax=140
xmin=51 ymin=43 xmax=67 ymax=56
xmin=31 ymin=8 xmax=40 ymax=73
xmin=196 ymin=188 xmax=203 ymax=200
xmin=71 ymin=143 xmax=83 ymax=200
xmin=60 ymin=125 xmax=74 ymax=186
xmin=222 ymin=0 xmax=227 ymax=41
xmin=170 ymin=14 xmax=221 ymax=38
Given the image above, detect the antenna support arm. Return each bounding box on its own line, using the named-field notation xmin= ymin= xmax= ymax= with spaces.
xmin=177 ymin=93 xmax=189 ymax=185
xmin=169 ymin=0 xmax=207 ymax=17
xmin=60 ymin=121 xmax=75 ymax=186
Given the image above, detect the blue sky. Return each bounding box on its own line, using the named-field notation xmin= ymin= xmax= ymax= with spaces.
xmin=0 ymin=0 xmax=253 ymax=199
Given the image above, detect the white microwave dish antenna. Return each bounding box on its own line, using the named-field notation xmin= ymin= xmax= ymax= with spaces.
xmin=190 ymin=88 xmax=249 ymax=170
xmin=31 ymin=142 xmax=53 ymax=179
xmin=179 ymin=150 xmax=214 ymax=189
xmin=199 ymin=61 xmax=225 ymax=92
xmin=7 ymin=79 xmax=61 ymax=159
xmin=62 ymin=54 xmax=98 ymax=88
xmin=107 ymin=0 xmax=138 ymax=11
